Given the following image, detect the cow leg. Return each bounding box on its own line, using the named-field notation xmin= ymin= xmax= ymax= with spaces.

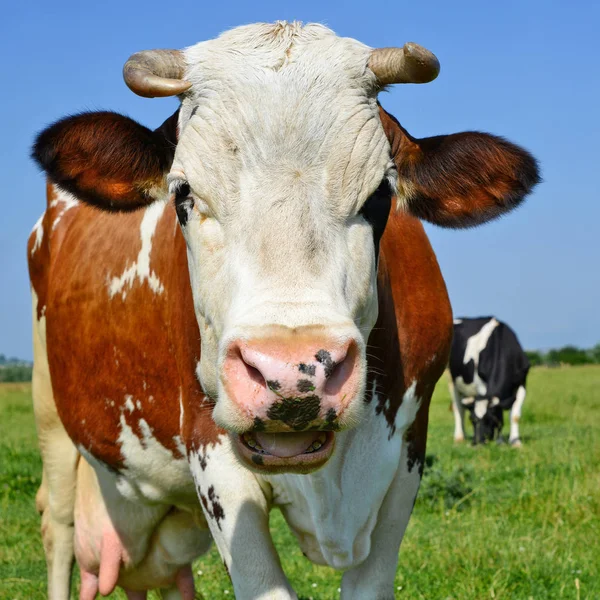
xmin=35 ymin=469 xmax=48 ymax=515
xmin=340 ymin=439 xmax=421 ymax=600
xmin=31 ymin=294 xmax=78 ymax=600
xmin=449 ymin=380 xmax=466 ymax=442
xmin=189 ymin=437 xmax=297 ymax=600
xmin=38 ymin=437 xmax=78 ymax=600
xmin=509 ymin=385 xmax=526 ymax=447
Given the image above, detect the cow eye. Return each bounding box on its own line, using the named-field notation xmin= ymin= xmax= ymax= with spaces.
xmin=173 ymin=182 xmax=194 ymax=226
xmin=359 ymin=179 xmax=393 ymax=256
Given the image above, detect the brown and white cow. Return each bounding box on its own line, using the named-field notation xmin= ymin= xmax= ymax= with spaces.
xmin=28 ymin=22 xmax=539 ymax=599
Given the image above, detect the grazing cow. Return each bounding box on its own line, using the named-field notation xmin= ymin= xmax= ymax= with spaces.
xmin=449 ymin=317 xmax=530 ymax=446
xmin=28 ymin=22 xmax=539 ymax=599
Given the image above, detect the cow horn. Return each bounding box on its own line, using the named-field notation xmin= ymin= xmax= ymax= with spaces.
xmin=123 ymin=49 xmax=191 ymax=98
xmin=369 ymin=43 xmax=440 ymax=85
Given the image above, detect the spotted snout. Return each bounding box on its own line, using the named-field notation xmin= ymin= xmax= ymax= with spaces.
xmin=220 ymin=333 xmax=362 ymax=433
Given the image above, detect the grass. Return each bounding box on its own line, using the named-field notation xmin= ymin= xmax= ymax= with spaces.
xmin=1 ymin=367 xmax=599 ymax=599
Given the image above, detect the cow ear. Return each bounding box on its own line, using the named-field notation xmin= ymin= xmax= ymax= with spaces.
xmin=379 ymin=107 xmax=540 ymax=228
xmin=32 ymin=110 xmax=179 ymax=211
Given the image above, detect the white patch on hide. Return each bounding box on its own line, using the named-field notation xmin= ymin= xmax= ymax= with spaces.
xmin=175 ymin=391 xmax=186 ymax=458
xmin=124 ymin=395 xmax=135 ymax=413
xmin=173 ymin=435 xmax=187 ymax=458
xmin=455 ymin=318 xmax=499 ymax=397
xmin=393 ymin=380 xmax=421 ymax=435
xmin=474 ymin=399 xmax=489 ymax=419
xmin=109 ymin=201 xmax=166 ymax=299
xmin=179 ymin=391 xmax=184 ymax=431
xmin=510 ymin=385 xmax=526 ymax=443
xmin=30 ymin=213 xmax=44 ymax=256
xmin=463 ymin=318 xmax=499 ymax=366
xmin=50 ymin=187 xmax=79 ymax=230
xmin=115 ymin=410 xmax=195 ymax=505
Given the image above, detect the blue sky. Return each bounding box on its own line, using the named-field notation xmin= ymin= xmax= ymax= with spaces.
xmin=1 ymin=0 xmax=598 ymax=359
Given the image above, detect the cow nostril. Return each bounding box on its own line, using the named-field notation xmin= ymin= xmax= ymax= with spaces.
xmin=246 ymin=364 xmax=266 ymax=387
xmin=237 ymin=351 xmax=267 ymax=389
xmin=324 ymin=343 xmax=357 ymax=396
xmin=327 ymin=360 xmax=343 ymax=381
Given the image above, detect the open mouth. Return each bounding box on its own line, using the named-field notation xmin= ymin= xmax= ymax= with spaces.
xmin=233 ymin=430 xmax=335 ymax=474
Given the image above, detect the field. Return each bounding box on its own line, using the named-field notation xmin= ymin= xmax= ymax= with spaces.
xmin=1 ymin=367 xmax=599 ymax=599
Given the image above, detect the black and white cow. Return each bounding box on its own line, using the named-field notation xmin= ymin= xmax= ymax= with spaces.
xmin=449 ymin=317 xmax=530 ymax=446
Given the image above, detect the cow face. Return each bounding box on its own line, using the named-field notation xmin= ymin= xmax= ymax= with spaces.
xmin=169 ymin=26 xmax=395 ymax=467
xmin=33 ymin=22 xmax=539 ymax=473
xmin=462 ymin=397 xmax=503 ymax=444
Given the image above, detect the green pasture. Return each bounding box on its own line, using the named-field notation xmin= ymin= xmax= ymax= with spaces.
xmin=1 ymin=366 xmax=599 ymax=599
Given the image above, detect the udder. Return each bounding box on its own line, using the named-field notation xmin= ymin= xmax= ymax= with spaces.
xmin=74 ymin=456 xmax=211 ymax=599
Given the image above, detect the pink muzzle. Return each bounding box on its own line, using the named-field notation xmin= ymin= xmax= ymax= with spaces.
xmin=222 ymin=335 xmax=361 ymax=432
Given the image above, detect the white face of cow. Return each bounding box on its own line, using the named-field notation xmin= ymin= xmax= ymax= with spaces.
xmin=168 ymin=23 xmax=395 ymax=463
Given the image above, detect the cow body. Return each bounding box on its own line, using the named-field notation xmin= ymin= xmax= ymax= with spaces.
xmin=28 ymin=22 xmax=538 ymax=599
xmin=449 ymin=317 xmax=530 ymax=445
xmin=29 ymin=185 xmax=450 ymax=598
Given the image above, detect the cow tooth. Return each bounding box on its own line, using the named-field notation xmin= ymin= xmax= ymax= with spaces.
xmin=307 ymin=440 xmax=323 ymax=453
xmin=243 ymin=433 xmax=263 ymax=451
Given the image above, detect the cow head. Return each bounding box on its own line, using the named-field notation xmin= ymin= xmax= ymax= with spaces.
xmin=461 ymin=397 xmax=504 ymax=444
xmin=33 ymin=23 xmax=539 ymax=473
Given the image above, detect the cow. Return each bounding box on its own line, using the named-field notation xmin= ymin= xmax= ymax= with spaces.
xmin=28 ymin=22 xmax=539 ymax=599
xmin=449 ymin=317 xmax=530 ymax=446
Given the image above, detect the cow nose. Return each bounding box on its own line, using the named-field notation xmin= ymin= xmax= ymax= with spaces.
xmin=222 ymin=336 xmax=360 ymax=430
xmin=239 ymin=343 xmax=353 ymax=397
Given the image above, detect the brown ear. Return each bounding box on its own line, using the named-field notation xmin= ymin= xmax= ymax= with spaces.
xmin=379 ymin=106 xmax=540 ymax=228
xmin=32 ymin=110 xmax=179 ymax=211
